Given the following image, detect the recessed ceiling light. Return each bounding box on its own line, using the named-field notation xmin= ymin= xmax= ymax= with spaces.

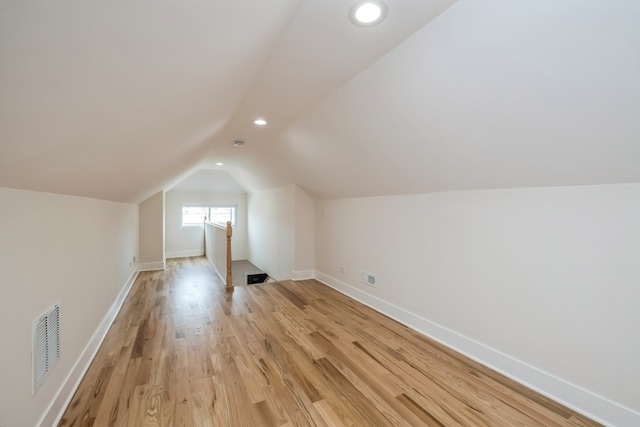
xmin=216 ymin=162 xmax=224 ymax=166
xmin=233 ymin=140 xmax=244 ymax=147
xmin=254 ymin=118 xmax=267 ymax=126
xmin=349 ymin=0 xmax=388 ymax=27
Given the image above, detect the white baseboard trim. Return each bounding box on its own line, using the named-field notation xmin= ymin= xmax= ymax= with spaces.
xmin=314 ymin=270 xmax=640 ymax=427
xmin=166 ymin=249 xmax=204 ymax=259
xmin=138 ymin=261 xmax=165 ymax=271
xmin=38 ymin=268 xmax=140 ymax=427
xmin=292 ymin=270 xmax=315 ymax=281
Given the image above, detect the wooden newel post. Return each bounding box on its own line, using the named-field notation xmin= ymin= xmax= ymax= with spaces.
xmin=225 ymin=221 xmax=233 ymax=293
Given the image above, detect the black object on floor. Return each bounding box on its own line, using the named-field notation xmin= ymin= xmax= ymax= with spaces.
xmin=246 ymin=272 xmax=268 ymax=285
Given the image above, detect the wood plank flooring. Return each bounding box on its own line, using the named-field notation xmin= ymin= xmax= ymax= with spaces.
xmin=60 ymin=257 xmax=600 ymax=426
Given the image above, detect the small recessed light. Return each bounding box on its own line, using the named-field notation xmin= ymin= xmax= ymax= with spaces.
xmin=216 ymin=162 xmax=224 ymax=166
xmin=254 ymin=118 xmax=267 ymax=126
xmin=233 ymin=140 xmax=244 ymax=147
xmin=349 ymin=1 xmax=387 ymax=27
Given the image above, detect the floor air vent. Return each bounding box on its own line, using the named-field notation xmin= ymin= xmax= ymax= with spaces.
xmin=32 ymin=302 xmax=60 ymax=394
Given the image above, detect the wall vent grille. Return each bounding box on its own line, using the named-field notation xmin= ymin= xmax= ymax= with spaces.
xmin=360 ymin=270 xmax=376 ymax=287
xmin=32 ymin=303 xmax=60 ymax=394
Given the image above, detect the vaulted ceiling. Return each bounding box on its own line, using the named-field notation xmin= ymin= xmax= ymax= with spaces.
xmin=1 ymin=0 xmax=639 ymax=203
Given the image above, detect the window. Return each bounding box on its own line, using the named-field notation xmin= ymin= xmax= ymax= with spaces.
xmin=181 ymin=205 xmax=236 ymax=228
xmin=181 ymin=206 xmax=208 ymax=227
xmin=208 ymin=206 xmax=236 ymax=225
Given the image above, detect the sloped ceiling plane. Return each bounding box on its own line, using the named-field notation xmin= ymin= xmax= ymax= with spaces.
xmin=1 ymin=0 xmax=639 ymax=203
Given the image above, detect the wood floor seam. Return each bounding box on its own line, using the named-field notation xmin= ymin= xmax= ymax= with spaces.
xmin=59 ymin=257 xmax=600 ymax=427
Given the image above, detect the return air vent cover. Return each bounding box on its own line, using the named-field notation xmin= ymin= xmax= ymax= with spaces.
xmin=32 ymin=302 xmax=60 ymax=394
xmin=360 ymin=270 xmax=376 ymax=287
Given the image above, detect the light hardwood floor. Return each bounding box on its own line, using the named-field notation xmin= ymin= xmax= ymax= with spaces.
xmin=60 ymin=257 xmax=600 ymax=426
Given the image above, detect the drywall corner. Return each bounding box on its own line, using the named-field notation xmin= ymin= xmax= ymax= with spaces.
xmin=139 ymin=190 xmax=165 ymax=265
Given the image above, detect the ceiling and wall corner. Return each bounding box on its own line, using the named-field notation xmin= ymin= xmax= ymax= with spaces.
xmin=0 ymin=0 xmax=305 ymax=202
xmin=0 ymin=0 xmax=459 ymax=202
xmin=2 ymin=0 xmax=638 ymax=203
xmin=138 ymin=190 xmax=165 ymax=268
xmin=170 ymin=170 xmax=247 ymax=194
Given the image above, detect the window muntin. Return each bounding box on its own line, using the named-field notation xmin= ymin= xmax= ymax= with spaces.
xmin=181 ymin=205 xmax=237 ymax=228
xmin=208 ymin=206 xmax=235 ymax=225
xmin=181 ymin=206 xmax=208 ymax=227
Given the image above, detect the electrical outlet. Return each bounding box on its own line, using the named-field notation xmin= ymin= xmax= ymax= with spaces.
xmin=360 ymin=270 xmax=376 ymax=287
xmin=339 ymin=266 xmax=345 ymax=273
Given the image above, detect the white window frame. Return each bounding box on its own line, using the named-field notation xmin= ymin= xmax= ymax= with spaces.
xmin=181 ymin=204 xmax=237 ymax=228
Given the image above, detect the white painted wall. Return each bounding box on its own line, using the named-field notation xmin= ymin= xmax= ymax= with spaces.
xmin=204 ymin=222 xmax=228 ymax=282
xmin=138 ymin=190 xmax=165 ymax=269
xmin=247 ymin=185 xmax=316 ymax=281
xmin=0 ymin=187 xmax=138 ymax=427
xmin=294 ymin=185 xmax=315 ymax=278
xmin=248 ymin=185 xmax=295 ymax=280
xmin=315 ymin=183 xmax=640 ymax=426
xmin=165 ymin=190 xmax=247 ymax=260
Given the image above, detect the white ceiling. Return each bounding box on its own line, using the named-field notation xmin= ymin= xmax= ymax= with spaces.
xmin=170 ymin=169 xmax=245 ymax=194
xmin=1 ymin=0 xmax=639 ymax=203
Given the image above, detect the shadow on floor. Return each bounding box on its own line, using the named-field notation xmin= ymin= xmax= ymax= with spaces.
xmin=231 ymin=259 xmax=267 ymax=286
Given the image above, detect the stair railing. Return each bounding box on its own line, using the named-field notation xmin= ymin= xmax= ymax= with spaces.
xmin=204 ymin=219 xmax=234 ymax=293
xmin=225 ymin=221 xmax=233 ymax=293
